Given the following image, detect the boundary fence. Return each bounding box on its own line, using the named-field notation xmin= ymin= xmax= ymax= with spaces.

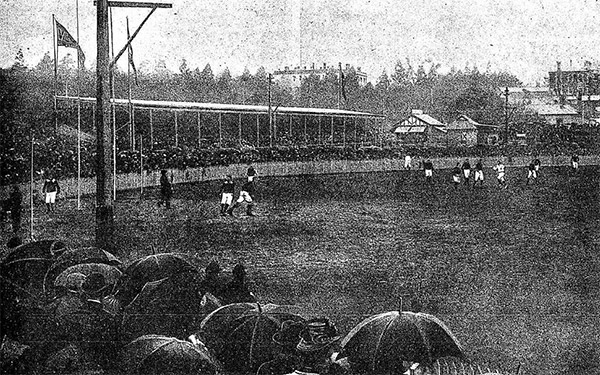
xmin=4 ymin=154 xmax=599 ymax=203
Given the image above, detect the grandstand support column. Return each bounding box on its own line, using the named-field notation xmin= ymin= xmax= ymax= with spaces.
xmin=174 ymin=111 xmax=178 ymax=147
xmin=256 ymin=114 xmax=260 ymax=148
xmin=330 ymin=117 xmax=334 ymax=145
xmin=273 ymin=112 xmax=277 ymax=145
xmin=149 ymin=109 xmax=153 ymax=148
xmin=318 ymin=116 xmax=322 ymax=145
xmin=289 ymin=116 xmax=293 ymax=140
xmin=354 ymin=118 xmax=357 ymax=148
xmin=343 ymin=117 xmax=346 ymax=148
xmin=197 ymin=112 xmax=201 ymax=148
xmin=304 ymin=116 xmax=307 ymax=145
xmin=95 ymin=0 xmax=115 ymax=251
xmin=238 ymin=113 xmax=242 ymax=146
xmin=218 ymin=113 xmax=222 ymax=148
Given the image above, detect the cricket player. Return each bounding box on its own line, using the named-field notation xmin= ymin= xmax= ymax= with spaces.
xmin=493 ymin=160 xmax=507 ymax=188
xmin=474 ymin=159 xmax=484 ymax=187
xmin=461 ymin=159 xmax=471 ymax=185
xmin=227 ymin=180 xmax=256 ymax=217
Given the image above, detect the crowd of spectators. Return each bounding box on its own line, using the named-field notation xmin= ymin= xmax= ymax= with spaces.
xmin=1 ymin=136 xmax=596 ymax=184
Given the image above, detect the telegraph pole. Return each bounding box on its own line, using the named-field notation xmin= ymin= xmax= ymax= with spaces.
xmin=95 ymin=0 xmax=114 ymax=250
xmin=94 ymin=0 xmax=171 ymax=251
xmin=268 ymin=73 xmax=273 ymax=148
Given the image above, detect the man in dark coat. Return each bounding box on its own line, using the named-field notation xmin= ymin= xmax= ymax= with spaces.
xmin=220 ymin=264 xmax=256 ymax=305
xmin=159 ymin=170 xmax=173 ymax=208
xmin=42 ymin=175 xmax=60 ymax=213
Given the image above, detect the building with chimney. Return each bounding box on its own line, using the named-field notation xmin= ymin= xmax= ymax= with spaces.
xmin=272 ymin=63 xmax=368 ymax=88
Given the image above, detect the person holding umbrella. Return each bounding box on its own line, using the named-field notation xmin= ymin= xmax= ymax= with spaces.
xmin=283 ymin=318 xmax=345 ymax=375
xmin=257 ymin=320 xmax=306 ymax=375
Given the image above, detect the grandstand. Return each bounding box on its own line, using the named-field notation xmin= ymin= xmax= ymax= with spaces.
xmin=56 ymin=96 xmax=386 ymax=149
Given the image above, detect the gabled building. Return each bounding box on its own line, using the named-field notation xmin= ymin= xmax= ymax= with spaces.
xmin=525 ymin=100 xmax=580 ymax=126
xmin=393 ymin=110 xmax=447 ymax=145
xmin=448 ymin=114 xmax=500 ymax=145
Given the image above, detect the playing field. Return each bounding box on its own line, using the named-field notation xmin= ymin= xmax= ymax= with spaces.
xmin=3 ymin=165 xmax=599 ymax=375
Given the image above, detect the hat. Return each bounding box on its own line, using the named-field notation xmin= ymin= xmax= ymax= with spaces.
xmin=272 ymin=320 xmax=305 ymax=348
xmin=81 ymin=272 xmax=108 ymax=296
xmin=296 ymin=318 xmax=341 ymax=352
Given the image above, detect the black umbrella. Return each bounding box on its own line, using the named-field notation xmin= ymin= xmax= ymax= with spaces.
xmin=338 ymin=311 xmax=465 ymax=375
xmin=117 ymin=253 xmax=199 ymax=306
xmin=123 ymin=334 xmax=219 ymax=375
xmin=54 ymin=263 xmax=122 ymax=296
xmin=43 ymin=247 xmax=121 ymax=296
xmin=121 ymin=273 xmax=211 ymax=342
xmin=196 ymin=302 xmax=305 ymax=373
xmin=0 ymin=241 xmax=66 ymax=303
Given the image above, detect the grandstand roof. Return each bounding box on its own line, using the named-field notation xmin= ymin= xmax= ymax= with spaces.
xmin=56 ymin=96 xmax=385 ymax=119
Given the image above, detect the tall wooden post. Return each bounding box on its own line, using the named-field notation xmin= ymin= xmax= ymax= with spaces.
xmin=197 ymin=112 xmax=201 ymax=148
xmin=238 ymin=113 xmax=242 ymax=146
xmin=95 ymin=0 xmax=115 ymax=250
xmin=149 ymin=109 xmax=153 ymax=148
xmin=268 ymin=73 xmax=272 ymax=148
xmin=174 ymin=111 xmax=178 ymax=147
xmin=256 ymin=114 xmax=260 ymax=148
xmin=218 ymin=113 xmax=222 ymax=148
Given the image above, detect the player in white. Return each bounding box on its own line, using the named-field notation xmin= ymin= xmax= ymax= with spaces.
xmin=404 ymin=155 xmax=412 ymax=170
xmin=493 ymin=160 xmax=507 ymax=188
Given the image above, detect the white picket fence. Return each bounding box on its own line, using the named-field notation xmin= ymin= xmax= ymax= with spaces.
xmin=3 ymin=154 xmax=597 ymax=203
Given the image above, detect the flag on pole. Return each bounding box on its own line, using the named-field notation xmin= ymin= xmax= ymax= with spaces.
xmin=127 ymin=20 xmax=139 ymax=86
xmin=338 ymin=62 xmax=347 ymax=101
xmin=55 ymin=19 xmax=85 ymax=66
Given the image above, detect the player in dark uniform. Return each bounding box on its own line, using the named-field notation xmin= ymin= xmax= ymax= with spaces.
xmin=526 ymin=160 xmax=537 ymax=185
xmin=423 ymin=159 xmax=434 ymax=185
xmin=462 ymin=159 xmax=471 ymax=185
xmin=227 ymin=180 xmax=256 ymax=217
xmin=452 ymin=163 xmax=461 ymax=189
xmin=474 ymin=159 xmax=484 ymax=188
xmin=159 ymin=170 xmax=173 ymax=208
xmin=571 ymin=154 xmax=579 ymax=171
xmin=219 ymin=175 xmax=235 ymax=216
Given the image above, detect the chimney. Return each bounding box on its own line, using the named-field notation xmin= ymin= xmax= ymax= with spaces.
xmin=345 ymin=63 xmax=350 ymax=70
xmin=311 ymin=63 xmax=315 ymax=69
xmin=357 ymin=67 xmax=361 ymax=72
xmin=323 ymin=62 xmax=327 ymax=69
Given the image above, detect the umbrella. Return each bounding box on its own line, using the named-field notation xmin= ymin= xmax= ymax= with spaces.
xmin=1 ymin=240 xmax=67 ymax=265
xmin=117 ymin=253 xmax=199 ymax=305
xmin=0 ymin=240 xmax=66 ymax=303
xmin=53 ymin=293 xmax=119 ymax=344
xmin=54 ymin=263 xmax=122 ymax=295
xmin=123 ymin=334 xmax=219 ymax=375
xmin=338 ymin=311 xmax=465 ymax=375
xmin=121 ymin=274 xmax=210 ymax=342
xmin=196 ymin=302 xmax=305 ymax=373
xmin=43 ymin=247 xmax=121 ymax=295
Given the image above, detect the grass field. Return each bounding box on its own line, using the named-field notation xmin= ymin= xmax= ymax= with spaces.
xmin=2 ymin=165 xmax=599 ymax=375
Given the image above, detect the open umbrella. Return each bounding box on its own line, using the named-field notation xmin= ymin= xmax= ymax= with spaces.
xmin=117 ymin=253 xmax=199 ymax=306
xmin=338 ymin=311 xmax=465 ymax=375
xmin=123 ymin=334 xmax=219 ymax=375
xmin=196 ymin=302 xmax=305 ymax=373
xmin=121 ymin=273 xmax=210 ymax=342
xmin=0 ymin=240 xmax=66 ymax=303
xmin=54 ymin=263 xmax=122 ymax=295
xmin=43 ymin=247 xmax=121 ymax=295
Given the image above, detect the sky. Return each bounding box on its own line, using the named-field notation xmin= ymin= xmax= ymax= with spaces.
xmin=1 ymin=0 xmax=600 ymax=85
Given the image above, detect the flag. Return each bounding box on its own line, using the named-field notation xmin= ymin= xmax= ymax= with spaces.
xmin=338 ymin=62 xmax=347 ymax=101
xmin=55 ymin=19 xmax=85 ymax=67
xmin=127 ymin=20 xmax=139 ymax=86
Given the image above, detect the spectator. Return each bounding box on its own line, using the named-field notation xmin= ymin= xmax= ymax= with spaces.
xmin=42 ymin=174 xmax=60 ymax=213
xmin=257 ymin=320 xmax=305 ymax=375
xmin=198 ymin=261 xmax=225 ymax=300
xmin=571 ymin=154 xmax=579 ymax=171
xmin=220 ymin=264 xmax=256 ymax=305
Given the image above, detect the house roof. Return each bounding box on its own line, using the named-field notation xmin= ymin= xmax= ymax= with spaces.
xmin=527 ymin=102 xmax=579 ymax=116
xmin=448 ymin=114 xmax=498 ymax=130
xmin=413 ymin=113 xmax=445 ymax=126
xmin=56 ymin=96 xmax=385 ymax=119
